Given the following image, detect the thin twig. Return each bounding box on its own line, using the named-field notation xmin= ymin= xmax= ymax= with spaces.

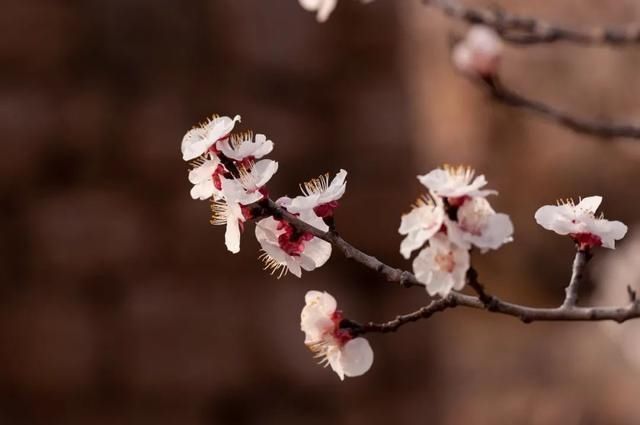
xmin=348 ymin=296 xmax=457 ymax=335
xmin=561 ymin=249 xmax=591 ymax=308
xmin=425 ymin=0 xmax=640 ymax=46
xmin=482 ymin=77 xmax=640 ymax=140
xmin=255 ymin=198 xmax=640 ymax=325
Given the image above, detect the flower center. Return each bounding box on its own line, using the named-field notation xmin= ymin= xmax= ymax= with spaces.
xmin=570 ymin=232 xmax=602 ymax=250
xmin=211 ymin=164 xmax=226 ymax=190
xmin=435 ymin=251 xmax=455 ymax=273
xmin=457 ymin=198 xmax=492 ymax=235
xmin=276 ymin=220 xmax=314 ymax=256
xmin=313 ymin=201 xmax=339 ymax=218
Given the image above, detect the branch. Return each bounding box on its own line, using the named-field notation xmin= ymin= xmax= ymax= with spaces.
xmin=253 ymin=199 xmax=640 ymax=324
xmin=425 ymin=0 xmax=640 ymax=46
xmin=561 ymin=249 xmax=591 ymax=308
xmin=482 ymin=77 xmax=640 ymax=140
xmin=347 ymin=296 xmax=457 ymax=335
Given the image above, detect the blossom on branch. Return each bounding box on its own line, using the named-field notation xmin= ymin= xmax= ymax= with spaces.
xmin=181 ymin=114 xmax=240 ymax=161
xmin=255 ymin=214 xmax=332 ymax=278
xmin=301 ymin=290 xmax=373 ymax=380
xmin=452 ymin=25 xmax=503 ymax=78
xmin=399 ymin=196 xmax=445 ymax=259
xmin=281 ymin=169 xmax=347 ymax=218
xmin=535 ymin=196 xmax=628 ymax=249
xmin=183 ymin=114 xmax=280 ymax=254
xmin=217 ymin=131 xmax=274 ymax=162
xmin=418 ymin=165 xmax=496 ymax=202
xmin=188 ymin=156 xmax=224 ymax=201
xmin=447 ymin=197 xmax=513 ymax=252
xmin=413 ymin=233 xmax=470 ymax=297
xmin=210 ymin=199 xmax=249 ymax=254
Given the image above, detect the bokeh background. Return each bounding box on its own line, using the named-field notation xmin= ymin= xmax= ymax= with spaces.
xmin=2 ymin=0 xmax=640 ymax=424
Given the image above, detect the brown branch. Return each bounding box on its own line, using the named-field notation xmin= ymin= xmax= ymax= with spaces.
xmin=561 ymin=249 xmax=591 ymax=308
xmin=481 ymin=77 xmax=640 ymax=140
xmin=348 ymin=296 xmax=457 ymax=335
xmin=254 ymin=198 xmax=640 ymax=324
xmin=425 ymin=0 xmax=640 ymax=46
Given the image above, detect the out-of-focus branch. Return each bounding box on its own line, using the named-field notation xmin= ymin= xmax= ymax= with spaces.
xmin=425 ymin=0 xmax=640 ymax=46
xmin=252 ymin=198 xmax=640 ymax=327
xmin=481 ymin=77 xmax=640 ymax=140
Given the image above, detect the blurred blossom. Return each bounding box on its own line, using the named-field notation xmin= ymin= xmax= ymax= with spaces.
xmin=298 ymin=0 xmax=375 ymax=22
xmin=452 ymin=25 xmax=503 ymax=77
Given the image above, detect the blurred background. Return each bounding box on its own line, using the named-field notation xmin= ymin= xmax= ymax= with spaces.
xmin=2 ymin=0 xmax=640 ymax=424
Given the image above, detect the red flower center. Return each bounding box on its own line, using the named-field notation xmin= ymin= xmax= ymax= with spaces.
xmin=331 ymin=310 xmax=352 ymax=346
xmin=276 ymin=220 xmax=314 ymax=256
xmin=314 ymin=201 xmax=339 ymax=218
xmin=570 ymin=233 xmax=602 ymax=250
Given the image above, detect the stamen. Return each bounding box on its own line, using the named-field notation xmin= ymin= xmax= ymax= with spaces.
xmin=258 ymin=251 xmax=288 ymax=279
xmin=300 ymin=173 xmax=330 ymax=196
xmin=443 ymin=164 xmax=475 ymax=183
xmin=190 ymin=156 xmax=208 ymax=168
xmin=412 ymin=194 xmax=435 ymax=210
xmin=229 ymin=130 xmax=254 ymax=149
xmin=210 ymin=200 xmax=228 ymax=226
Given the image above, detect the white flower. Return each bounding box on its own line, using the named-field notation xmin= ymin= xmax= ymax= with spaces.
xmin=398 ymin=196 xmax=445 ymax=259
xmin=301 ymin=290 xmax=374 ymax=380
xmin=418 ymin=165 xmax=496 ymax=201
xmin=217 ymin=131 xmax=274 ymax=162
xmin=413 ymin=234 xmax=470 ymax=297
xmin=534 ymin=196 xmax=628 ymax=249
xmin=181 ymin=114 xmax=240 ymax=161
xmin=255 ymin=215 xmax=331 ymax=278
xmin=282 ymin=169 xmax=347 ymax=218
xmin=452 ymin=25 xmax=503 ymax=77
xmin=221 ymin=159 xmax=279 ymax=205
xmin=447 ymin=197 xmax=513 ymax=252
xmin=210 ymin=199 xmax=247 ymax=254
xmin=188 ymin=156 xmax=224 ymax=201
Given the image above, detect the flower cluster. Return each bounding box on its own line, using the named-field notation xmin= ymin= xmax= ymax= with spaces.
xmin=182 ymin=115 xmax=278 ymax=253
xmin=535 ymin=196 xmax=627 ymax=250
xmin=301 ymin=291 xmax=373 ymax=380
xmin=399 ymin=165 xmax=514 ymax=297
xmin=182 ymin=114 xmax=348 ymax=278
xmin=452 ymin=25 xmax=503 ymax=78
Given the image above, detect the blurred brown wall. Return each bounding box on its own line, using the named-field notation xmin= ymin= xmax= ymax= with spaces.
xmin=1 ymin=0 xmax=640 ymax=424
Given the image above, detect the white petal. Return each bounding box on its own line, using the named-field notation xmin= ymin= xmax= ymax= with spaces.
xmin=300 ymin=238 xmax=332 ymax=271
xmin=286 ymin=257 xmax=302 ymax=278
xmin=340 ymin=338 xmax=374 ymax=378
xmin=299 ymin=0 xmax=322 ymax=11
xmin=426 ymin=270 xmax=455 ymax=297
xmin=251 ymin=159 xmax=279 ymax=189
xmin=452 ymin=44 xmax=473 ymax=74
xmin=304 ymin=290 xmax=337 ymax=315
xmin=400 ymin=228 xmax=433 ymax=260
xmin=316 ymin=0 xmax=337 ymax=22
xmin=325 ymin=346 xmax=345 ymax=380
xmin=181 ymin=128 xmax=209 ymax=161
xmin=534 ymin=205 xmax=564 ymax=232
xmin=577 ymin=196 xmax=603 ymax=214
xmin=190 ymin=181 xmax=216 ymax=201
xmin=252 ymin=134 xmax=274 ymax=159
xmin=224 ymin=203 xmax=244 ymax=253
